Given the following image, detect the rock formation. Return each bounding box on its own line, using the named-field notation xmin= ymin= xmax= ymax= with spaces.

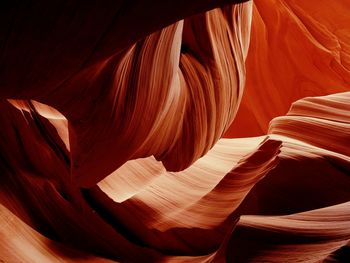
xmin=0 ymin=0 xmax=349 ymax=262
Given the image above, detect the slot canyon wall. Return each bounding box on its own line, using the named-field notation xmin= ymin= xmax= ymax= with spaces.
xmin=0 ymin=0 xmax=349 ymax=262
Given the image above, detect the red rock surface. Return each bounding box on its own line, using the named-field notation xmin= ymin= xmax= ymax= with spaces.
xmin=0 ymin=0 xmax=349 ymax=262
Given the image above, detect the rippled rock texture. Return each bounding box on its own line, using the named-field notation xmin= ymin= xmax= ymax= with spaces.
xmin=0 ymin=0 xmax=349 ymax=262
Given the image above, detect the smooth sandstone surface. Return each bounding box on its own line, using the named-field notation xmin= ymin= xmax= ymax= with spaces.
xmin=0 ymin=0 xmax=349 ymax=262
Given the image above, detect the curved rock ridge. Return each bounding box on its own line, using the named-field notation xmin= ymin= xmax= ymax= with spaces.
xmin=226 ymin=0 xmax=350 ymax=138
xmin=66 ymin=2 xmax=251 ymax=187
xmin=228 ymin=202 xmax=350 ymax=263
xmin=1 ymin=89 xmax=349 ymax=262
xmin=0 ymin=204 xmax=115 ymax=263
xmin=0 ymin=0 xmax=350 ymax=262
xmin=2 ymin=1 xmax=252 ymax=188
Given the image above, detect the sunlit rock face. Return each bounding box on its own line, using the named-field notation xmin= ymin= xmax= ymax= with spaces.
xmin=226 ymin=0 xmax=350 ymax=138
xmin=0 ymin=1 xmax=349 ymax=262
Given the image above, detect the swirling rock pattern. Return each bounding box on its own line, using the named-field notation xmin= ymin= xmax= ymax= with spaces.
xmin=0 ymin=0 xmax=349 ymax=262
xmin=226 ymin=0 xmax=350 ymax=138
